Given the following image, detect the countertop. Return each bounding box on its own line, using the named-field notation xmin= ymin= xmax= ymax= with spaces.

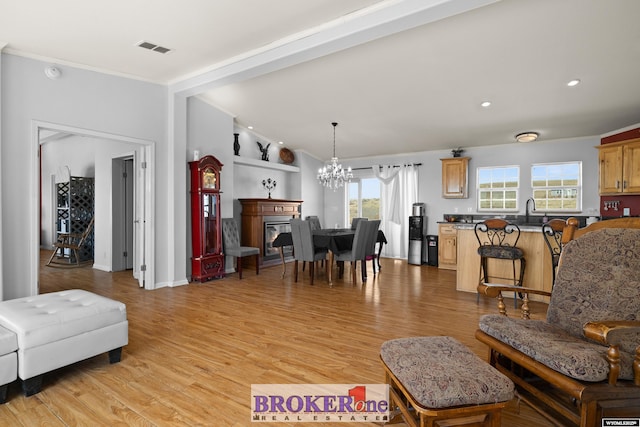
xmin=450 ymin=222 xmax=544 ymax=232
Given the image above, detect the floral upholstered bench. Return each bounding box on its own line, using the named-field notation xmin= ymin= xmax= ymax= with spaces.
xmin=380 ymin=336 xmax=514 ymax=427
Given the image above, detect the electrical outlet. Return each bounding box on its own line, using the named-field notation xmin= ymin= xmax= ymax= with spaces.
xmin=467 ymin=207 xmax=473 ymax=213
xmin=623 ymin=207 xmax=630 ymax=216
xmin=453 ymin=207 xmax=458 ymax=213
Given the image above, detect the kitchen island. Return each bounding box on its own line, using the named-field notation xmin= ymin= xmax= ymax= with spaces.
xmin=454 ymin=223 xmax=554 ymax=303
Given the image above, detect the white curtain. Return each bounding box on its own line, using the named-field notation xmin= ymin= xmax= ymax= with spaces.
xmin=374 ymin=164 xmax=419 ymax=259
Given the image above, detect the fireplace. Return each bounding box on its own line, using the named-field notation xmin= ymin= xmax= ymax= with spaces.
xmin=264 ymin=221 xmax=292 ymax=262
xmin=239 ymin=198 xmax=302 ymax=268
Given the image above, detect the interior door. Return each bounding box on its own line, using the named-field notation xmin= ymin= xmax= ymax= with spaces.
xmin=112 ymin=156 xmax=134 ymax=271
xmin=133 ymin=145 xmax=153 ymax=289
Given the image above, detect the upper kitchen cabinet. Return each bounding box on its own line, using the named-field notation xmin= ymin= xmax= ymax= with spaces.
xmin=597 ymin=138 xmax=640 ymax=195
xmin=441 ymin=157 xmax=470 ymax=198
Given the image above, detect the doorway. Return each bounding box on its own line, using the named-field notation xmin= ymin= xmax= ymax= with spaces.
xmin=34 ymin=121 xmax=155 ymax=294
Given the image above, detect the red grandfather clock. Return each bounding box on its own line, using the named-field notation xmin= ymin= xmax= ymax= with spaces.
xmin=189 ymin=155 xmax=224 ymax=282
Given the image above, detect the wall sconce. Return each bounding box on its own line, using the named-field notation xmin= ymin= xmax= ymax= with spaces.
xmin=44 ymin=65 xmax=62 ymax=80
xmin=262 ymin=178 xmax=276 ymax=199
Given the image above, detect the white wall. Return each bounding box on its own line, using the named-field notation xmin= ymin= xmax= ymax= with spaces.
xmin=324 ymin=136 xmax=600 ymax=243
xmin=1 ymin=53 xmax=168 ymax=299
xmin=293 ymin=151 xmax=325 ymax=223
xmin=186 ymin=97 xmax=235 ymax=275
xmin=0 ymin=45 xmax=5 ymax=300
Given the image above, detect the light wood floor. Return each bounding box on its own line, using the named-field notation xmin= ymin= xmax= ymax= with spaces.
xmin=0 ymin=254 xmax=554 ymax=426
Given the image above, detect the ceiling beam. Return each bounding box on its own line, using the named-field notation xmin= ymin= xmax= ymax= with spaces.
xmin=169 ymin=0 xmax=500 ymax=97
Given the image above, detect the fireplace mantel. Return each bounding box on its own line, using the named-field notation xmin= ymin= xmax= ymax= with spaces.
xmin=239 ymin=198 xmax=302 ymax=267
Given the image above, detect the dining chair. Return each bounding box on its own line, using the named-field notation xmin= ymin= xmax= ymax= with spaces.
xmin=305 ymin=215 xmax=322 ymax=231
xmin=290 ymin=219 xmax=328 ymax=285
xmin=350 ymin=217 xmax=368 ymax=230
xmin=336 ymin=220 xmax=373 ymax=284
xmin=304 ymin=215 xmax=324 ymax=270
xmin=362 ymin=220 xmax=381 ymax=281
xmin=221 ymin=218 xmax=260 ymax=279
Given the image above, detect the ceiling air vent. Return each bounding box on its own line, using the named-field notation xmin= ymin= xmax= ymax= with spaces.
xmin=136 ymin=40 xmax=172 ymax=54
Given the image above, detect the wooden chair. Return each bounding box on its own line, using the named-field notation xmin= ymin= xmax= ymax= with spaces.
xmin=541 ymin=218 xmax=565 ymax=286
xmin=46 ymin=217 xmax=95 ymax=267
xmin=290 ymin=219 xmax=327 ymax=285
xmin=221 ymin=218 xmax=259 ymax=279
xmin=474 ymin=218 xmax=525 ymax=306
xmin=476 ymin=217 xmax=640 ymax=426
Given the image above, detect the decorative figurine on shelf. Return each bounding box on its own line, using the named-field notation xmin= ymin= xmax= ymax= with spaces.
xmin=257 ymin=141 xmax=270 ymax=161
xmin=262 ymin=178 xmax=276 ymax=199
xmin=451 ymin=147 xmax=464 ymax=157
xmin=233 ymin=133 xmax=240 ymax=156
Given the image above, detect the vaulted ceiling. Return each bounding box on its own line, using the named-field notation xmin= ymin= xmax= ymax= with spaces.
xmin=2 ymin=0 xmax=640 ymax=160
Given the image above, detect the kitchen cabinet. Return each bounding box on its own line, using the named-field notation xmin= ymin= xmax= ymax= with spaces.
xmin=438 ymin=223 xmax=457 ymax=270
xmin=440 ymin=157 xmax=469 ymax=198
xmin=597 ymin=138 xmax=640 ymax=195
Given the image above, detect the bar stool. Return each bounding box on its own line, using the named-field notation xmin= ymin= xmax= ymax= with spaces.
xmin=475 ymin=219 xmax=525 ymax=307
xmin=542 ymin=218 xmax=565 ymax=287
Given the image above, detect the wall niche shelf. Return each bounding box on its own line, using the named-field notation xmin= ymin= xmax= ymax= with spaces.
xmin=233 ymin=156 xmax=299 ymax=173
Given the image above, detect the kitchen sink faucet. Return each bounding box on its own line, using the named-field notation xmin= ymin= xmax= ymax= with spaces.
xmin=525 ymin=198 xmax=536 ymax=224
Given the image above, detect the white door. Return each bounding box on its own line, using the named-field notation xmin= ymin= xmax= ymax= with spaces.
xmin=133 ymin=145 xmax=153 ymax=289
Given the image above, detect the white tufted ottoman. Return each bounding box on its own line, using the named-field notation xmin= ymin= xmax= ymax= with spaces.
xmin=0 ymin=289 xmax=128 ymax=396
xmin=0 ymin=325 xmax=18 ymax=403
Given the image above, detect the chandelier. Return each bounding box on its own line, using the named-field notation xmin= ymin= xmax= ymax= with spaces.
xmin=317 ymin=122 xmax=353 ymax=190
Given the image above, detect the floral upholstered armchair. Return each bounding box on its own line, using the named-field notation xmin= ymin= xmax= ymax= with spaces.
xmin=475 ymin=218 xmax=640 ymax=426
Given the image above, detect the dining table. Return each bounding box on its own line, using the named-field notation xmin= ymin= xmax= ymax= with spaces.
xmin=272 ymin=228 xmax=387 ymax=282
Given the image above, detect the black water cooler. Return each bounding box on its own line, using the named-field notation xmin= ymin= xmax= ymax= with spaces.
xmin=408 ymin=203 xmax=428 ymax=265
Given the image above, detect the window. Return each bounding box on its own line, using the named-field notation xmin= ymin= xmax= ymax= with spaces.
xmin=531 ymin=162 xmax=581 ymax=211
xmin=477 ymin=166 xmax=519 ymax=211
xmin=347 ymin=178 xmax=381 ymax=225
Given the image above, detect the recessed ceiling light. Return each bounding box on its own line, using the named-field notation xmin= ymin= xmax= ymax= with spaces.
xmin=567 ymin=79 xmax=581 ymax=87
xmin=515 ymin=132 xmax=539 ymax=143
xmin=481 ymin=101 xmax=492 ymax=108
xmin=248 ymin=126 xmax=254 ymax=130
xmin=278 ymin=141 xmax=284 ymax=145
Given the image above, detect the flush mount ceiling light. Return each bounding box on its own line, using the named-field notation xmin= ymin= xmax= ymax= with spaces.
xmin=480 ymin=101 xmax=492 ymax=108
xmin=567 ymin=79 xmax=581 ymax=87
xmin=515 ymin=132 xmax=539 ymax=143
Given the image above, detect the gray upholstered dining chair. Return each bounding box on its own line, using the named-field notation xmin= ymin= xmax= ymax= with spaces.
xmin=350 ymin=217 xmax=368 ymax=230
xmin=305 ymin=215 xmax=322 ymax=231
xmin=336 ymin=220 xmax=375 ymax=284
xmin=290 ymin=219 xmax=328 ymax=285
xmin=221 ymin=218 xmax=260 ymax=279
xmin=362 ymin=219 xmax=381 ymax=281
